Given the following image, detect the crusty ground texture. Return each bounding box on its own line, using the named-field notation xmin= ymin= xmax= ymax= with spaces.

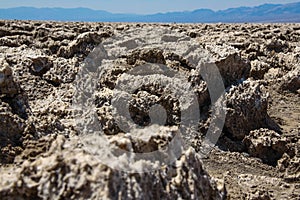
xmin=0 ymin=20 xmax=299 ymax=199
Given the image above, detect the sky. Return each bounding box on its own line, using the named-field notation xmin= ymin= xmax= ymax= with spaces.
xmin=0 ymin=0 xmax=298 ymax=14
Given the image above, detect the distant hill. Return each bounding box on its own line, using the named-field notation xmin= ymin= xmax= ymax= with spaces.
xmin=0 ymin=2 xmax=300 ymax=23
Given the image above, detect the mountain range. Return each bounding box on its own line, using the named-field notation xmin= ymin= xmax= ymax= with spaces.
xmin=0 ymin=2 xmax=300 ymax=23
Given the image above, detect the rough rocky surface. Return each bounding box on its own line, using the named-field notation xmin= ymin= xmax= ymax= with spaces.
xmin=0 ymin=135 xmax=224 ymax=200
xmin=243 ymin=128 xmax=288 ymax=166
xmin=224 ymin=81 xmax=269 ymax=141
xmin=0 ymin=20 xmax=299 ymax=199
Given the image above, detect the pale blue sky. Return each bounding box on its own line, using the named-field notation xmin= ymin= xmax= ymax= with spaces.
xmin=0 ymin=0 xmax=298 ymax=14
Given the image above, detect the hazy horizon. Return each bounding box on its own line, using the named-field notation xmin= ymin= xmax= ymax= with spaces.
xmin=0 ymin=0 xmax=298 ymax=14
